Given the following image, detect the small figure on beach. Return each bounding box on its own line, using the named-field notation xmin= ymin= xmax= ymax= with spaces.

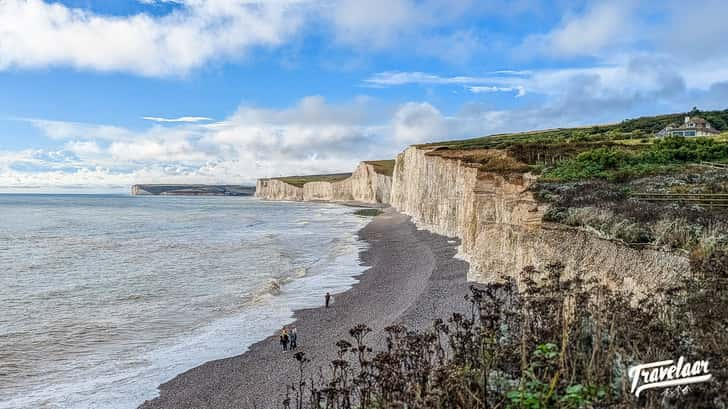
xmin=325 ymin=292 xmax=331 ymax=308
xmin=280 ymin=328 xmax=289 ymax=351
xmin=290 ymin=327 xmax=298 ymax=350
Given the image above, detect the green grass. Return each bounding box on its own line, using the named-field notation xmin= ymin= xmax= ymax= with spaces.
xmin=364 ymin=160 xmax=395 ymax=176
xmin=715 ymin=131 xmax=728 ymax=143
xmin=269 ymin=160 xmax=394 ymax=188
xmin=353 ymin=208 xmax=383 ymax=217
xmin=273 ymin=173 xmax=352 ymax=187
xmin=420 ymin=108 xmax=728 ymax=151
xmin=416 ymin=108 xmax=728 ymax=182
xmin=542 ymin=136 xmax=728 ymax=182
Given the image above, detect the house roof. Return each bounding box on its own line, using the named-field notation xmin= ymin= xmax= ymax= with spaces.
xmin=660 ymin=116 xmax=719 ymax=134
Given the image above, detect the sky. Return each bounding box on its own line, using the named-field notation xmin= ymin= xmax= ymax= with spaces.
xmin=2 ymin=0 xmax=728 ymax=192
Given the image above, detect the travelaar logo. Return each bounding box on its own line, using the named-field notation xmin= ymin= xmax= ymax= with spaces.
xmin=629 ymin=357 xmax=712 ymax=397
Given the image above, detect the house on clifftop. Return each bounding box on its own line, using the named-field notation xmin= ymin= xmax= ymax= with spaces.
xmin=657 ymin=116 xmax=720 ymax=137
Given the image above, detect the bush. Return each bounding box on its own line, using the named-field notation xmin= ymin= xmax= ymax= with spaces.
xmin=282 ymin=260 xmax=728 ymax=408
xmin=653 ymin=218 xmax=695 ymax=248
xmin=542 ymin=137 xmax=728 ymax=182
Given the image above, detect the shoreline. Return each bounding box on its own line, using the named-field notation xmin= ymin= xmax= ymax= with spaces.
xmin=139 ymin=207 xmax=471 ymax=409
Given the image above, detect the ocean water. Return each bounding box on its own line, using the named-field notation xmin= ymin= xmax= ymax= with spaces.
xmin=0 ymin=195 xmax=369 ymax=409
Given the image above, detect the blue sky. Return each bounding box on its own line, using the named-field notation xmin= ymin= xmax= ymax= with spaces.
xmin=2 ymin=0 xmax=728 ymax=191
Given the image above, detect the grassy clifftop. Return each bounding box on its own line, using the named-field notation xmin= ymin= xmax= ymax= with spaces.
xmin=364 ymin=160 xmax=395 ymax=176
xmin=270 ymin=173 xmax=352 ymax=188
xmin=421 ymin=109 xmax=728 ymax=183
xmin=422 ymin=108 xmax=728 ymax=149
xmin=268 ymin=160 xmax=395 ymax=187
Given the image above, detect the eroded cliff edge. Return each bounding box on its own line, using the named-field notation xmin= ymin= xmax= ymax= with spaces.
xmin=257 ymin=141 xmax=708 ymax=296
xmin=257 ymin=134 xmax=728 ymax=300
xmin=390 ymin=146 xmax=691 ymax=298
xmin=256 ymin=161 xmax=393 ymax=204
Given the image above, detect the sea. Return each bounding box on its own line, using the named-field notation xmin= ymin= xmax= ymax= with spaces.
xmin=0 ymin=194 xmax=369 ymax=409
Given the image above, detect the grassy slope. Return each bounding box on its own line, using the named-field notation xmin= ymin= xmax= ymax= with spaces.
xmin=422 ymin=109 xmax=728 ymax=150
xmin=421 ymin=109 xmax=728 ymax=182
xmin=269 ymin=160 xmax=395 ymax=188
xmin=364 ymin=160 xmax=395 ymax=176
xmin=272 ymin=173 xmax=352 ymax=188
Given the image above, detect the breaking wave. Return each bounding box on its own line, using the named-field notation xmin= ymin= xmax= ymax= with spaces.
xmin=0 ymin=195 xmax=368 ymax=409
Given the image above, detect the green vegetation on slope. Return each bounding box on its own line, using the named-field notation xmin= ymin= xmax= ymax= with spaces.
xmin=542 ymin=136 xmax=728 ymax=182
xmin=364 ymin=160 xmax=395 ymax=176
xmin=421 ymin=108 xmax=728 ymax=182
xmin=273 ymin=173 xmax=352 ymax=187
xmin=423 ymin=108 xmax=728 ymax=151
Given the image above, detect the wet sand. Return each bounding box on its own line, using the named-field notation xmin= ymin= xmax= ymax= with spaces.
xmin=139 ymin=208 xmax=471 ymax=409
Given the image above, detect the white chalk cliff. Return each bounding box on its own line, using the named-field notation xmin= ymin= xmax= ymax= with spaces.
xmin=256 ymin=162 xmax=392 ymax=204
xmin=257 ymin=146 xmax=691 ymax=294
xmin=389 ymin=146 xmax=689 ymax=297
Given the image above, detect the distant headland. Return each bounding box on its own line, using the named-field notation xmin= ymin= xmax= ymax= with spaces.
xmin=131 ymin=184 xmax=255 ymax=196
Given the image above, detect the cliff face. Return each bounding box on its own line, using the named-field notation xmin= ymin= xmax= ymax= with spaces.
xmin=132 ymin=185 xmax=151 ymax=195
xmin=255 ymin=179 xmax=303 ymax=201
xmin=391 ymin=146 xmax=690 ymax=297
xmin=351 ymin=162 xmax=392 ymax=204
xmin=303 ymin=179 xmax=354 ymax=201
xmin=256 ymin=162 xmax=392 ymax=204
xmin=256 ymin=147 xmax=690 ymax=295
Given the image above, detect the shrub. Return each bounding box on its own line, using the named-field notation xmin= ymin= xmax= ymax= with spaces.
xmin=542 ymin=137 xmax=728 ymax=182
xmin=534 ymin=179 xmax=728 ymax=259
xmin=653 ymin=218 xmax=695 ymax=249
xmin=282 ymin=260 xmax=728 ymax=408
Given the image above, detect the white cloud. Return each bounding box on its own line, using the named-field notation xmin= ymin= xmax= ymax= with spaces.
xmin=64 ymin=141 xmax=102 ymax=156
xmin=107 ymin=138 xmax=210 ymax=163
xmin=365 ymin=71 xmax=530 ymax=97
xmin=1 ymin=96 xmax=403 ymax=189
xmin=520 ymin=2 xmax=636 ymax=58
xmin=365 ymin=71 xmax=499 ymax=87
xmin=29 ymin=119 xmax=137 ymax=141
xmin=328 ymin=0 xmax=419 ymax=49
xmin=0 ymin=0 xmax=502 ymax=75
xmin=3 ymin=0 xmax=727 ymax=79
xmin=142 ymin=116 xmax=213 ymax=123
xmin=658 ymin=0 xmax=728 ymax=59
xmin=0 ymin=0 xmax=308 ymax=76
xmin=469 ymin=85 xmax=525 ymax=97
xmin=136 ymin=0 xmax=184 ymax=4
xmin=6 ymin=95 xmax=555 ymax=190
xmin=391 ymin=102 xmax=447 ymax=144
xmin=327 ymin=0 xmax=474 ymax=50
xmin=365 ymin=57 xmax=696 ymax=103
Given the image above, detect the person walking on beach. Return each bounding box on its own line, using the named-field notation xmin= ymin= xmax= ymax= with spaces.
xmin=280 ymin=328 xmax=289 ymax=351
xmin=325 ymin=292 xmax=331 ymax=308
xmin=290 ymin=327 xmax=298 ymax=350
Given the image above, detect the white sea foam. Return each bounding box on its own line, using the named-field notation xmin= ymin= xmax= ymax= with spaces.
xmin=0 ymin=195 xmax=368 ymax=409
